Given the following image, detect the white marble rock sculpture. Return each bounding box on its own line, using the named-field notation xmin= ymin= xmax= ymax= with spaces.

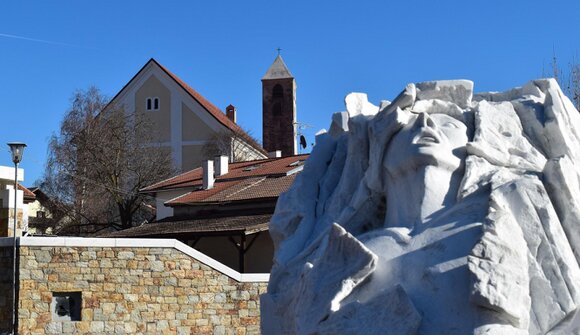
xmin=261 ymin=79 xmax=580 ymax=335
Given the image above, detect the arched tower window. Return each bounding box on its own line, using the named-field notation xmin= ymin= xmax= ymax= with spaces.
xmin=273 ymin=84 xmax=283 ymax=98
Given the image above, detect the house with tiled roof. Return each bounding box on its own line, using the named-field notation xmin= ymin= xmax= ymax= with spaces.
xmin=106 ymin=58 xmax=267 ymax=173
xmin=0 ymin=166 xmax=36 ymax=237
xmin=105 ymin=154 xmax=308 ymax=273
xmin=26 ymin=187 xmax=69 ymax=236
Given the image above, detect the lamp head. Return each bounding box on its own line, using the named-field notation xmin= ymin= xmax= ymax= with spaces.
xmin=7 ymin=142 xmax=26 ymax=164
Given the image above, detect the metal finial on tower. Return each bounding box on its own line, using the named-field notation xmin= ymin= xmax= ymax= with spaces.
xmin=277 ymin=47 xmax=282 ymax=55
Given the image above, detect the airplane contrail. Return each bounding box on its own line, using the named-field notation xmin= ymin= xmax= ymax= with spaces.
xmin=0 ymin=32 xmax=97 ymax=49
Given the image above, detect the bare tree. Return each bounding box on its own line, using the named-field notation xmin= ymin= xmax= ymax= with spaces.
xmin=202 ymin=127 xmax=265 ymax=163
xmin=567 ymin=61 xmax=580 ymax=110
xmin=549 ymin=53 xmax=580 ymax=110
xmin=41 ymin=87 xmax=174 ymax=234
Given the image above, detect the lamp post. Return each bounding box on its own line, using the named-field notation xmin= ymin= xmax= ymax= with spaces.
xmin=7 ymin=142 xmax=25 ymax=335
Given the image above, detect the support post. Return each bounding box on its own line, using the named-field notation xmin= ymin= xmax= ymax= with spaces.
xmin=11 ymin=162 xmax=18 ymax=335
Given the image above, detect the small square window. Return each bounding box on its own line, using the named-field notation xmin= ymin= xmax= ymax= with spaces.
xmin=51 ymin=292 xmax=82 ymax=321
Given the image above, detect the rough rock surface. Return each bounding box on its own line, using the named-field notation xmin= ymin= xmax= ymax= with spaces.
xmin=262 ymin=79 xmax=580 ymax=334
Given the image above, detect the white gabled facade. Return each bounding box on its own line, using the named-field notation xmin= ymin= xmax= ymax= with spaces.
xmin=107 ymin=59 xmax=266 ymax=173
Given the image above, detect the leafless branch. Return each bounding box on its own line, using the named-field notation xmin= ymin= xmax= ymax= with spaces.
xmin=41 ymin=87 xmax=174 ymax=235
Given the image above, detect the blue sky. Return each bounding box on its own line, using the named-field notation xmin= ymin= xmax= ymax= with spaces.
xmin=1 ymin=0 xmax=579 ymax=185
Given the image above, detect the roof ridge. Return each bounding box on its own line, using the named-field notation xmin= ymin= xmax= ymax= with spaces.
xmin=166 ymin=178 xmax=243 ymax=205
xmin=224 ymin=177 xmax=267 ymax=200
xmin=163 ymin=189 xmax=195 ymax=206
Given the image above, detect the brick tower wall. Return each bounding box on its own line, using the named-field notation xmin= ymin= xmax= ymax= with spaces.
xmin=262 ymin=78 xmax=296 ymax=157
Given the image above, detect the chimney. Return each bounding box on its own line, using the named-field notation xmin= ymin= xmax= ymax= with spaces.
xmin=268 ymin=150 xmax=282 ymax=158
xmin=214 ymin=155 xmax=229 ymax=177
xmin=226 ymin=104 xmax=237 ymax=123
xmin=203 ymin=160 xmax=214 ymax=189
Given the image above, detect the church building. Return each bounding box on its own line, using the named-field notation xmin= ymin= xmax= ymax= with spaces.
xmin=105 ymin=55 xmax=299 ymax=173
xmin=106 ymin=58 xmax=267 ymax=173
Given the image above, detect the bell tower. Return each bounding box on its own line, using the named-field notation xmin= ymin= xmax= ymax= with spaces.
xmin=262 ymin=54 xmax=296 ymax=156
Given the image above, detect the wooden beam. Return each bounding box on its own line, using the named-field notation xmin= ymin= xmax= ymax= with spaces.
xmin=244 ymin=232 xmax=260 ymax=254
xmin=239 ymin=234 xmax=246 ymax=273
xmin=226 ymin=233 xmax=261 ymax=273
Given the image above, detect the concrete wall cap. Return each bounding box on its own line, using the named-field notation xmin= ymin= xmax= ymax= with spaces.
xmin=0 ymin=236 xmax=269 ymax=282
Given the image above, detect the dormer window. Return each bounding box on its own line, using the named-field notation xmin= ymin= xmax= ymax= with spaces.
xmin=146 ymin=97 xmax=160 ymax=111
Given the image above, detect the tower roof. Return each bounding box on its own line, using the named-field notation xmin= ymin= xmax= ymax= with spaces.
xmin=262 ymin=55 xmax=294 ymax=80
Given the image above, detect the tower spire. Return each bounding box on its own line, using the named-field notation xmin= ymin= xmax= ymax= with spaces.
xmin=262 ymin=54 xmax=293 ymax=80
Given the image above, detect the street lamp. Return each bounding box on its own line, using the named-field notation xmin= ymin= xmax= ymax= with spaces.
xmin=7 ymin=142 xmax=25 ymax=335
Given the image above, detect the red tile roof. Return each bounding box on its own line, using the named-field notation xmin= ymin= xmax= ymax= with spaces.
xmin=169 ymin=174 xmax=297 ymax=205
xmin=19 ymin=184 xmax=36 ymax=203
xmin=141 ymin=154 xmax=309 ymax=206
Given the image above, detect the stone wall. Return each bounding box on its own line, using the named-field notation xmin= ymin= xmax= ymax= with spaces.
xmin=11 ymin=238 xmax=268 ymax=335
xmin=0 ymin=208 xmax=25 ymax=237
xmin=0 ymin=245 xmax=14 ymax=334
